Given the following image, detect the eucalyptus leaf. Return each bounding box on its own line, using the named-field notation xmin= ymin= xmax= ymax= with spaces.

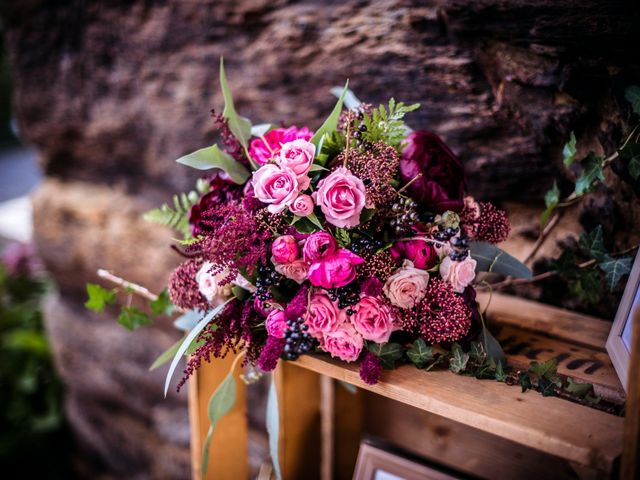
xmin=330 ymin=86 xmax=362 ymax=110
xmin=149 ymin=337 xmax=183 ymax=371
xmin=469 ymin=242 xmax=532 ymax=279
xmin=311 ymin=81 xmax=349 ymax=149
xmin=251 ymin=123 xmax=275 ymax=137
xmin=219 ymin=58 xmax=252 ymax=148
xmin=479 ymin=326 xmax=505 ymax=365
xmin=202 ymin=369 xmax=237 ymax=474
xmin=266 ymin=376 xmax=282 ymax=480
xmin=176 ymin=145 xmax=250 ymax=184
xmin=173 ymin=309 xmax=203 ymax=332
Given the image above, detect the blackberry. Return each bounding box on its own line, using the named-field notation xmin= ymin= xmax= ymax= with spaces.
xmin=449 ymin=235 xmax=470 ymax=262
xmin=334 ymin=281 xmax=361 ymax=311
xmin=351 ymin=237 xmax=383 ymax=255
xmin=255 ymin=262 xmax=283 ymax=301
xmin=283 ymin=316 xmax=318 ymax=360
xmin=388 ymin=196 xmax=418 ymax=235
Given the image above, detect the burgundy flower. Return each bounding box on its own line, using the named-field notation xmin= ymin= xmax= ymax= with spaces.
xmin=359 ymin=351 xmax=382 ymax=385
xmin=188 ymin=172 xmax=242 ymax=236
xmin=399 ymin=131 xmax=466 ymax=213
xmin=390 ymin=239 xmax=437 ymax=270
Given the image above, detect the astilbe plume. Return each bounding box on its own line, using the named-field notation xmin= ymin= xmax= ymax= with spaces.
xmin=285 ymin=284 xmax=310 ymax=320
xmin=398 ymin=278 xmax=472 ymax=344
xmin=257 ymin=336 xmax=286 ymax=372
xmin=211 ymin=109 xmax=248 ymax=167
xmin=460 ymin=201 xmax=510 ymax=244
xmin=168 ymin=259 xmax=210 ymax=311
xmin=189 ymin=202 xmax=271 ymax=283
xmin=359 ymin=351 xmax=382 ymax=385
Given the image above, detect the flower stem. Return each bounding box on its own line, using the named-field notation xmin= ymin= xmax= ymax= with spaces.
xmin=397 ymin=173 xmax=423 ymax=194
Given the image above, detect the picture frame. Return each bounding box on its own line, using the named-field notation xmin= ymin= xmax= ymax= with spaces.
xmin=353 ymin=439 xmax=463 ymax=480
xmin=606 ymin=249 xmax=640 ymax=392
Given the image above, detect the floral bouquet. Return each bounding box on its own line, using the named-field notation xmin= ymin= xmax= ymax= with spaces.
xmin=87 ymin=60 xmax=531 ymax=473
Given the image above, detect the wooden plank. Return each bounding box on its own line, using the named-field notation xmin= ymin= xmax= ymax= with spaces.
xmin=622 ymin=306 xmax=640 ymax=479
xmin=334 ymin=382 xmax=364 ymax=479
xmin=189 ymin=353 xmax=248 ymax=480
xmin=478 ymin=292 xmax=611 ymax=350
xmin=293 ymin=354 xmax=624 ymax=473
xmin=496 ymin=325 xmax=624 ymax=402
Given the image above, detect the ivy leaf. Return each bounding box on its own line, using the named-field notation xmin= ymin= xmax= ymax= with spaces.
xmin=494 ymin=361 xmax=508 ymax=382
xmin=518 ymin=372 xmax=532 ymax=392
xmin=469 ymin=242 xmax=532 ymax=279
xmin=117 ymin=306 xmax=152 ymax=331
xmin=310 ymin=81 xmax=349 ymax=149
xmin=598 ymin=255 xmax=632 ymax=291
xmin=564 ymin=379 xmax=593 ymax=398
xmin=334 ymin=228 xmax=351 ymax=247
xmin=629 ymin=155 xmax=640 ymax=180
xmin=574 ymin=152 xmax=605 ymax=196
xmin=176 ymin=145 xmax=250 ymax=184
xmin=625 ymin=85 xmax=640 ymax=116
xmin=570 ymin=269 xmax=602 ymax=304
xmin=84 ymin=283 xmax=116 ymax=312
xmin=620 ymin=141 xmax=640 ymax=180
xmin=149 ymin=289 xmax=174 ymax=316
xmin=406 ymin=339 xmax=434 ymax=368
xmin=578 ymin=225 xmax=608 ymax=262
xmin=537 ymin=377 xmax=559 ymax=397
xmin=368 ymin=342 xmax=403 ymax=369
xmin=219 ymin=58 xmax=252 ymax=149
xmin=552 ymin=250 xmax=580 ymax=277
xmin=528 ymin=358 xmax=558 ymax=380
xmin=448 ymin=343 xmax=469 ymax=374
xmin=562 ymin=132 xmax=578 ymax=167
xmin=201 ymin=369 xmax=237 ymax=475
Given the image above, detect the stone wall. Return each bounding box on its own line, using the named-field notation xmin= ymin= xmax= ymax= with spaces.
xmin=4 ymin=0 xmax=639 ymax=477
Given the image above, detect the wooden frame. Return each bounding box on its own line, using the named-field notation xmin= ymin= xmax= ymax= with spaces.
xmin=606 ymin=249 xmax=640 ymax=391
xmin=352 ymin=440 xmax=461 ymax=480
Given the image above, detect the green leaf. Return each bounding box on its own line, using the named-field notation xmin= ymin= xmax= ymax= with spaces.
xmin=251 ymin=123 xmax=275 ymax=137
xmin=575 ymin=152 xmax=605 ymax=196
xmin=629 ymin=155 xmax=640 ymax=180
xmin=176 ymin=145 xmax=250 ymax=184
xmin=149 ymin=289 xmax=174 ymax=316
xmin=164 ymin=300 xmax=231 ymax=397
xmin=625 ymin=85 xmax=640 ymax=116
xmin=306 ymin=212 xmax=324 ymax=230
xmin=406 ymin=339 xmax=434 ymax=368
xmin=368 ymin=342 xmax=403 ymax=369
xmin=538 ymin=377 xmax=559 ymax=397
xmin=360 ymin=208 xmax=376 ymax=224
xmin=310 ymin=81 xmax=349 ymax=149
xmin=564 ymin=378 xmax=593 ymax=398
xmin=528 ymin=358 xmax=558 ymax=380
xmin=517 ymin=372 xmax=532 ymax=392
xmin=330 ymin=86 xmax=362 ymax=110
xmin=149 ymin=337 xmax=183 ymax=371
xmin=494 ymin=361 xmax=508 ymax=382
xmin=117 ymin=306 xmax=152 ymax=331
xmin=479 ymin=326 xmax=506 ymax=365
xmin=578 ymin=225 xmax=608 ymax=262
xmin=570 ymin=269 xmax=602 ymax=305
xmin=469 ymin=242 xmax=532 ymax=279
xmin=334 ymin=228 xmax=351 ymax=247
xmin=562 ymin=132 xmax=577 ymax=167
xmin=174 ymin=309 xmax=202 ymax=331
xmin=266 ymin=376 xmax=282 ymax=480
xmin=144 ymin=191 xmax=199 ymax=237
xmin=620 ymin=142 xmax=640 ymax=179
xmin=231 ymin=285 xmax=250 ymax=301
xmin=84 ymin=283 xmax=116 ymax=312
xmin=219 ymin=58 xmax=252 ymax=149
xmin=598 ymin=255 xmax=632 ymax=291
xmin=544 ymin=181 xmax=560 ymax=209
xmin=202 ymin=369 xmax=237 ymax=475
xmin=448 ymin=343 xmax=469 ymax=374
xmin=308 ymin=164 xmax=329 ymax=172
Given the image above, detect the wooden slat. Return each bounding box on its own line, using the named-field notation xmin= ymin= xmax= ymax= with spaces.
xmin=478 ymin=292 xmax=611 ymax=350
xmin=189 ymin=353 xmax=248 ymax=480
xmin=293 ymin=355 xmax=624 ymax=473
xmin=622 ymin=307 xmax=640 ymax=479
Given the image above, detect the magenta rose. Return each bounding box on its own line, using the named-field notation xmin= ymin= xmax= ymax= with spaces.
xmin=290 ymin=194 xmax=314 ymax=217
xmin=271 ymin=235 xmax=299 ymax=264
xmin=390 ymin=238 xmax=437 ymax=270
xmin=265 ymin=309 xmax=288 ymax=339
xmin=439 ymin=256 xmax=477 ymax=293
xmin=307 ymin=248 xmax=364 ymax=289
xmin=320 ymin=324 xmax=363 ymax=362
xmin=277 ymin=139 xmax=315 ymax=189
xmin=249 ymin=126 xmax=313 ymax=165
xmin=350 ymin=295 xmax=397 ymax=343
xmin=252 ymin=164 xmax=299 ymax=214
xmin=313 ymin=167 xmax=367 ymax=228
xmin=274 ymin=259 xmax=309 ymax=284
xmin=399 ymin=131 xmax=466 ymax=213
xmin=305 ymin=291 xmax=344 ymax=337
xmin=303 ymin=231 xmax=338 ymax=263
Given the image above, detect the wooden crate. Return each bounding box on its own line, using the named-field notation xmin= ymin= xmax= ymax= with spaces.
xmin=189 ymin=293 xmax=633 ymax=479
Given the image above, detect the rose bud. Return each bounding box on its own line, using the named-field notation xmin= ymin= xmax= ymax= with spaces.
xmin=271 ymin=235 xmax=300 ymax=264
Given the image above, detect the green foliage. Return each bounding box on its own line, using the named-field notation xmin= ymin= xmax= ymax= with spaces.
xmin=469 ymin=242 xmax=532 ymax=279
xmin=625 ymin=85 xmax=640 ymax=116
xmin=562 ymin=132 xmax=578 ymax=167
xmin=84 ymin=283 xmax=116 ymax=312
xmin=219 ymin=58 xmax=252 ymax=149
xmin=202 ymin=367 xmax=237 ymax=474
xmin=448 ymin=343 xmax=469 ymax=374
xmin=541 ymin=180 xmax=560 ymax=226
xmin=334 ymin=227 xmax=351 ymax=247
xmin=406 ymin=339 xmax=434 ymax=369
xmin=117 ymin=306 xmax=152 ymax=331
xmin=574 ymin=152 xmax=605 ymax=196
xmin=620 ymin=141 xmax=640 ymax=180
xmin=368 ymin=342 xmax=403 ymax=369
xmin=150 ymin=288 xmax=175 ymax=316
xmin=361 ymin=98 xmax=420 ymax=149
xmin=143 ymin=190 xmax=200 ymax=238
xmin=175 ymin=145 xmax=251 ymax=184
xmin=598 ymin=256 xmax=632 ymax=291
xmin=578 ymin=225 xmax=607 ymax=262
xmin=311 ymin=81 xmax=349 ymax=149
xmin=570 ymin=269 xmax=602 ymax=304
xmin=315 ymin=130 xmax=346 ymax=166
xmin=149 ymin=336 xmax=183 ymax=371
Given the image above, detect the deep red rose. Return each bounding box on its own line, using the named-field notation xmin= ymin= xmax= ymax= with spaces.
xmin=188 ymin=172 xmax=241 ymax=236
xmin=390 ymin=239 xmax=437 ymax=270
xmin=399 ymin=131 xmax=466 ymax=213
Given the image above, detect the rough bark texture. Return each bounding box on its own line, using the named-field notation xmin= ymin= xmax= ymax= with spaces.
xmin=3 ymin=0 xmax=639 ymax=477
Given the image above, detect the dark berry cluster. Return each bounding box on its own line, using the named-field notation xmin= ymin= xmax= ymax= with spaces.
xmin=283 ymin=317 xmax=317 ymax=360
xmin=327 ymin=281 xmax=361 ymax=314
xmin=351 ymin=237 xmax=383 ymax=256
xmin=449 ymin=236 xmax=470 ymax=262
xmin=433 ymin=225 xmax=459 ymax=242
xmin=389 ymin=197 xmax=419 ymax=235
xmin=255 ymin=263 xmax=282 ymax=301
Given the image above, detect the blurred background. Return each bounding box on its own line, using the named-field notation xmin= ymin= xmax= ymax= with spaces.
xmin=0 ymin=1 xmax=639 ymax=479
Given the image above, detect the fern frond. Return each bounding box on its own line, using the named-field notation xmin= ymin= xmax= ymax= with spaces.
xmin=143 ymin=190 xmax=199 ymax=237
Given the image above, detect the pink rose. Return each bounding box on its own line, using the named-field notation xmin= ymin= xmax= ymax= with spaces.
xmin=439 ymin=256 xmax=477 ymax=293
xmin=350 ymin=295 xmax=397 ymax=343
xmin=289 ymin=194 xmax=315 ymax=217
xmin=383 ymin=260 xmax=430 ymax=309
xmin=275 ymin=259 xmax=309 ymax=284
xmin=252 ymin=164 xmax=299 ymax=214
xmin=303 ymin=231 xmax=338 ymax=263
xmin=265 ymin=309 xmax=288 ymax=339
xmin=277 ymin=139 xmax=315 ymax=189
xmin=391 ymin=239 xmax=437 ymax=270
xmin=308 ymin=248 xmax=365 ymax=289
xmin=305 ymin=291 xmax=344 ymax=337
xmin=320 ymin=324 xmax=363 ymax=362
xmin=272 ymin=235 xmax=299 ymax=264
xmin=313 ymin=167 xmax=367 ymax=228
xmin=249 ymin=126 xmax=313 ymax=165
